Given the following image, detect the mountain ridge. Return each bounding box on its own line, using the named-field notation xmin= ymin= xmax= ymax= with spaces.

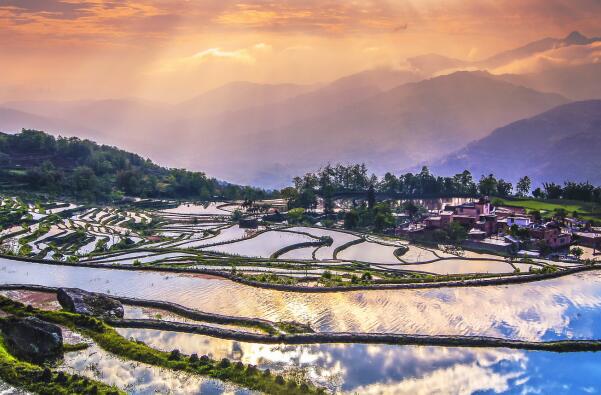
xmin=429 ymin=100 xmax=601 ymax=184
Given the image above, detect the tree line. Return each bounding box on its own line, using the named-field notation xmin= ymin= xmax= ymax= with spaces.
xmin=282 ymin=163 xmax=601 ymax=210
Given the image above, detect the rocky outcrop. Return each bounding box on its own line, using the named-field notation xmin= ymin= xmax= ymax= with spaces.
xmin=57 ymin=287 xmax=124 ymax=319
xmin=1 ymin=317 xmax=63 ymax=362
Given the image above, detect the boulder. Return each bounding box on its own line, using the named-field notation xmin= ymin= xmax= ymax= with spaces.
xmin=57 ymin=288 xmax=124 ymax=319
xmin=1 ymin=317 xmax=63 ymax=362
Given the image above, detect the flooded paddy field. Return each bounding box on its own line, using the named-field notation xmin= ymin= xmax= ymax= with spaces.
xmin=115 ymin=328 xmax=601 ymax=394
xmin=2 ymin=197 xmax=601 ymax=394
xmin=3 ymin=258 xmax=601 ymax=340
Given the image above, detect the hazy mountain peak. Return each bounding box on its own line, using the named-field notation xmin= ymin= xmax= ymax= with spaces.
xmin=563 ymin=30 xmax=590 ymax=45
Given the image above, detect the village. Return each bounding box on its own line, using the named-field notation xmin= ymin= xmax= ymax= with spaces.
xmin=396 ymin=197 xmax=601 ymax=260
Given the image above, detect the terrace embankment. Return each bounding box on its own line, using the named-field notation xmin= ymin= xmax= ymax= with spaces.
xmin=0 ymin=284 xmax=310 ymax=334
xmin=1 ymin=253 xmax=599 ymax=293
xmin=107 ymin=318 xmax=601 ymax=352
xmin=2 ymin=285 xmax=600 ymax=353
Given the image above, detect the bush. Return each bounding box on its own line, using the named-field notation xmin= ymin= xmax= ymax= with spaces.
xmin=189 ymin=353 xmax=199 ymax=363
xmin=55 ymin=371 xmax=67 ymax=384
xmin=41 ymin=367 xmax=52 ymax=382
xmin=168 ymin=349 xmax=181 ymax=360
xmin=219 ymin=358 xmax=230 ymax=368
xmin=275 ymin=375 xmax=285 ymax=385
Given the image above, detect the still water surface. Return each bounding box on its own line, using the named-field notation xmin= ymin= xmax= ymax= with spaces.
xmin=2 ymin=258 xmax=601 ymax=341
xmin=116 ymin=328 xmax=601 ymax=394
xmin=2 ymin=257 xmax=601 ymax=393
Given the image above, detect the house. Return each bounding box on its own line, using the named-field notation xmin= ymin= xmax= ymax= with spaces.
xmin=468 ymin=228 xmax=486 ymax=240
xmin=474 ymin=214 xmax=498 ymax=236
xmin=451 ymin=198 xmax=491 ymax=218
xmin=506 ymin=216 xmax=531 ymax=228
xmin=494 ymin=206 xmax=526 ymax=218
xmin=424 ymin=211 xmax=454 ymax=229
xmin=530 ymin=222 xmax=572 ymax=249
xmin=573 ymin=232 xmax=601 ymax=249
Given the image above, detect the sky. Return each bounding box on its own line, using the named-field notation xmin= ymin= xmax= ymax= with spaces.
xmin=1 ymin=0 xmax=600 ymax=103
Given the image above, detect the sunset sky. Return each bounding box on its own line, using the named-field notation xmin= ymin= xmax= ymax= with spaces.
xmin=1 ymin=0 xmax=600 ymax=102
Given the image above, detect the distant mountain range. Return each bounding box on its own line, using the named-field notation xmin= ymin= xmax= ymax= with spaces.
xmin=430 ymin=100 xmax=601 ymax=185
xmin=408 ymin=31 xmax=601 ymax=75
xmin=1 ymin=31 xmax=600 ymax=188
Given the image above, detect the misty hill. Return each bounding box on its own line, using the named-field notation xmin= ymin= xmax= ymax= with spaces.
xmin=484 ymin=31 xmax=599 ymax=68
xmin=176 ymin=81 xmax=315 ymax=118
xmin=430 ymin=100 xmax=601 ymax=185
xmin=0 ymin=68 xmax=571 ymax=188
xmin=181 ymin=71 xmax=567 ymax=187
xmin=498 ymin=63 xmax=601 ymax=100
xmin=0 ymin=129 xmax=267 ymax=201
xmin=1 ymin=99 xmax=171 ymax=146
xmin=408 ymin=31 xmax=601 ymax=75
xmin=174 ymin=68 xmax=425 ymax=135
xmin=0 ymin=107 xmax=98 ymax=139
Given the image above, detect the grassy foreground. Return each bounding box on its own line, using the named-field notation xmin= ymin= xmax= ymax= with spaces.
xmin=0 ymin=296 xmax=324 ymax=395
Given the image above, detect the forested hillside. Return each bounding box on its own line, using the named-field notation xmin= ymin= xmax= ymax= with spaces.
xmin=0 ymin=130 xmax=268 ymax=201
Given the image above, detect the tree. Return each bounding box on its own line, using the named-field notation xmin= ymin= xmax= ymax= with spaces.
xmin=553 ymin=208 xmax=568 ymax=221
xmin=71 ymin=166 xmax=98 ymax=198
xmin=116 ymin=169 xmax=141 ymax=195
xmin=280 ymin=187 xmax=298 ymax=208
xmin=287 ymin=208 xmax=305 ymax=224
xmin=497 ymin=179 xmax=513 ymax=197
xmin=543 ymin=182 xmax=563 ymax=199
xmin=367 ymin=184 xmax=376 ymax=209
xmin=231 ymin=209 xmax=243 ymax=221
xmin=532 ymin=187 xmax=544 ymax=199
xmin=381 ymin=172 xmax=399 ymax=194
xmin=446 ymin=222 xmax=467 ymax=245
xmin=570 ymin=247 xmax=584 ymax=260
xmin=402 ymin=201 xmax=420 ymax=219
xmin=372 ymin=203 xmax=394 ymax=231
xmin=478 ymin=174 xmax=498 ymax=196
xmin=344 ymin=210 xmax=359 ymax=229
xmin=456 ymin=170 xmax=477 ymax=195
xmin=516 ymin=176 xmax=531 ymax=197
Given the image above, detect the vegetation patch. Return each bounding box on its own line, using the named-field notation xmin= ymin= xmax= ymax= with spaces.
xmin=0 ymin=333 xmax=121 ymax=394
xmin=0 ymin=296 xmax=324 ymax=395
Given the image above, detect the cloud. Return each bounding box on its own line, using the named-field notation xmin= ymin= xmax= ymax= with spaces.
xmin=154 ymin=42 xmax=273 ymax=73
xmin=2 ymin=0 xmax=601 ymax=46
xmin=492 ymin=41 xmax=601 ymax=74
xmin=191 ymin=47 xmax=255 ymax=63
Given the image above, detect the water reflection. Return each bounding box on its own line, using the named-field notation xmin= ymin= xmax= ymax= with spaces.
xmin=60 ymin=342 xmax=252 ymax=395
xmin=0 ymin=380 xmax=30 ymax=395
xmin=116 ymin=328 xmax=601 ymax=394
xmin=2 ymin=258 xmax=601 ymax=340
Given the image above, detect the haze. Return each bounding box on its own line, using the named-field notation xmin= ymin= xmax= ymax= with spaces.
xmin=1 ymin=0 xmax=600 ymax=187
